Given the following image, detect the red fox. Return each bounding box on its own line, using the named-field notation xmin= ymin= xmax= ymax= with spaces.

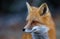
xmin=22 ymin=2 xmax=56 ymax=39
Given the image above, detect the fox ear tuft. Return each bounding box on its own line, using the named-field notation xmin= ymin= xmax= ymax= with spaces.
xmin=26 ymin=2 xmax=32 ymax=13
xmin=38 ymin=3 xmax=49 ymax=16
xmin=40 ymin=6 xmax=47 ymax=16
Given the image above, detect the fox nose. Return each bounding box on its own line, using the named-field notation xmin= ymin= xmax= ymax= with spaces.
xmin=22 ymin=29 xmax=25 ymax=31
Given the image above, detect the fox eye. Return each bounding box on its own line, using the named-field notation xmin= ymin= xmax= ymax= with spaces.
xmin=40 ymin=7 xmax=46 ymax=16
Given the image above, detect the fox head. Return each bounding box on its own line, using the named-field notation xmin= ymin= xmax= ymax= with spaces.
xmin=23 ymin=2 xmax=55 ymax=32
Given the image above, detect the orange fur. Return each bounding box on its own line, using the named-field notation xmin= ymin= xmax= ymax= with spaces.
xmin=22 ymin=2 xmax=56 ymax=39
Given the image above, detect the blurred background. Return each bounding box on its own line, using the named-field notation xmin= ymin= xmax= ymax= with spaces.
xmin=0 ymin=0 xmax=60 ymax=39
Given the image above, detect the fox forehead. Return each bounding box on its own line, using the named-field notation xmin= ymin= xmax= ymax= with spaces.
xmin=26 ymin=7 xmax=40 ymax=21
xmin=30 ymin=7 xmax=40 ymax=15
xmin=31 ymin=7 xmax=38 ymax=10
xmin=27 ymin=7 xmax=40 ymax=17
xmin=30 ymin=7 xmax=40 ymax=13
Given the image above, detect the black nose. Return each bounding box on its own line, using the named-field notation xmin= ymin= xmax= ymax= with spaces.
xmin=22 ymin=29 xmax=25 ymax=31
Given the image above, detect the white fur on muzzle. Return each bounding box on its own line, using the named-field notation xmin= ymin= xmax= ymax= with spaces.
xmin=25 ymin=25 xmax=50 ymax=39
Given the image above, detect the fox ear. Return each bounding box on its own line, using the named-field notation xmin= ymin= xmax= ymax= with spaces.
xmin=26 ymin=2 xmax=32 ymax=13
xmin=38 ymin=3 xmax=49 ymax=16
